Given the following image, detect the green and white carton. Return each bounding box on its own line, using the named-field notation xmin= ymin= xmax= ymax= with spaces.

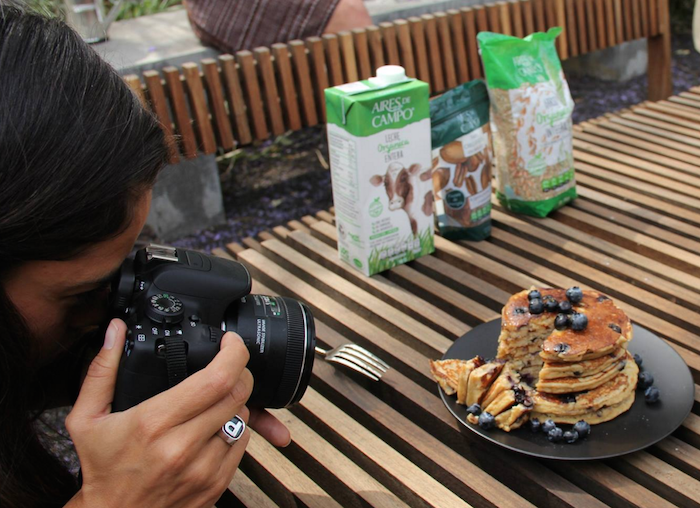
xmin=325 ymin=66 xmax=434 ymax=276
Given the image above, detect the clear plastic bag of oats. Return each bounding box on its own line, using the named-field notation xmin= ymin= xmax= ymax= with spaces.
xmin=430 ymin=80 xmax=492 ymax=241
xmin=478 ymin=27 xmax=577 ymax=217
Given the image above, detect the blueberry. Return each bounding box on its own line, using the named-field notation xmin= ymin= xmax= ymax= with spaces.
xmin=547 ymin=427 xmax=564 ymax=442
xmin=544 ymin=297 xmax=559 ymax=312
xmin=514 ymin=307 xmax=527 ymax=314
xmin=554 ymin=313 xmax=570 ymax=330
xmin=478 ymin=411 xmax=496 ymax=429
xmin=566 ymin=286 xmax=584 ymax=303
xmin=542 ymin=419 xmax=557 ymax=434
xmin=564 ymin=430 xmax=579 ymax=444
xmin=554 ymin=343 xmax=571 ymax=354
xmin=558 ymin=300 xmax=572 ymax=314
xmin=644 ymin=386 xmax=660 ymax=404
xmin=597 ymin=295 xmax=610 ymax=302
xmin=466 ymin=403 xmax=482 ymax=416
xmin=608 ymin=323 xmax=622 ymax=334
xmin=573 ymin=420 xmax=591 ymax=438
xmin=570 ymin=312 xmax=588 ymax=331
xmin=529 ymin=298 xmax=544 ymax=314
xmin=633 ymin=353 xmax=643 ymax=368
xmin=638 ymin=372 xmax=654 ymax=390
xmin=530 ymin=418 xmax=541 ymax=433
xmin=528 ymin=290 xmax=542 ymax=301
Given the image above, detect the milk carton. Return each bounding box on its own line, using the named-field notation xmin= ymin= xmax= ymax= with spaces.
xmin=325 ymin=66 xmax=434 ymax=276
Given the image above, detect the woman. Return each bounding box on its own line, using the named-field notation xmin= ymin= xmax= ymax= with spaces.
xmin=0 ymin=4 xmax=289 ymax=507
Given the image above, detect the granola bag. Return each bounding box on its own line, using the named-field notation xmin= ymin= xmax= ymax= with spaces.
xmin=478 ymin=27 xmax=577 ymax=217
xmin=430 ymin=80 xmax=492 ymax=240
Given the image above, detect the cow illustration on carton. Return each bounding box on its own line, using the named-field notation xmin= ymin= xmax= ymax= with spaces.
xmin=370 ymin=162 xmax=434 ymax=236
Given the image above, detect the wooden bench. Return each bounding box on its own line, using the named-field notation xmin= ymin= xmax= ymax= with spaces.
xmin=210 ymin=88 xmax=700 ymax=508
xmin=124 ymin=0 xmax=672 ymax=163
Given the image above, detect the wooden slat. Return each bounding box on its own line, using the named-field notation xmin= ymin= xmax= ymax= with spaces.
xmin=632 ymin=0 xmax=642 ymax=38
xmin=640 ymin=0 xmax=650 ymax=36
xmin=395 ymin=19 xmax=417 ymax=78
xmin=486 ymin=3 xmax=502 ymax=32
xmin=337 ymin=31 xmax=358 ymax=83
xmin=623 ymin=0 xmax=634 ymax=39
xmin=351 ymin=28 xmax=372 ymax=80
xmin=124 ymin=74 xmax=147 ymax=106
xmin=219 ymin=54 xmax=253 ymax=146
xmin=322 ymin=34 xmax=345 ymax=86
xmin=289 ymin=40 xmax=318 ymax=127
xmin=648 ymin=0 xmax=659 ymax=35
xmin=555 ymin=0 xmax=569 ymax=58
xmin=182 ymin=62 xmax=217 ymax=155
xmin=447 ymin=10 xmax=470 ymax=83
xmin=162 ymin=66 xmax=198 ymax=158
xmin=497 ymin=1 xmax=513 ymax=35
xmin=575 ymin=0 xmax=589 ymax=53
xmin=252 ymin=48 xmax=286 ymax=136
xmin=236 ymin=50 xmax=269 ymax=140
xmin=613 ymin=0 xmax=624 ymax=43
xmin=366 ymin=25 xmax=386 ymax=71
xmin=461 ymin=7 xmax=482 ymax=80
xmin=201 ymin=59 xmax=235 ymax=151
xmin=648 ymin=0 xmax=672 ymax=101
xmin=409 ymin=17 xmax=432 ymax=86
xmin=305 ymin=37 xmax=329 ymax=120
xmin=475 ymin=5 xmax=490 ymax=34
xmin=227 ymin=469 xmax=279 ymax=507
xmin=510 ymin=0 xmax=525 ymax=37
xmin=380 ymin=22 xmax=401 ymax=65
xmin=143 ymin=70 xmax=179 ymax=163
xmin=271 ymin=43 xmax=303 ymax=131
xmin=533 ymin=0 xmax=547 ymax=32
xmin=565 ymin=0 xmax=580 ymax=56
xmin=435 ymin=13 xmax=458 ymax=89
xmin=521 ymin=0 xmax=536 ymax=34
xmin=593 ymin=0 xmax=607 ymax=48
xmin=584 ymin=0 xmax=598 ymax=52
xmin=422 ymin=14 xmax=445 ymax=93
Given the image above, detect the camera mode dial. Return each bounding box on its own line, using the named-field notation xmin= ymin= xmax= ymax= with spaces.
xmin=146 ymin=293 xmax=185 ymax=324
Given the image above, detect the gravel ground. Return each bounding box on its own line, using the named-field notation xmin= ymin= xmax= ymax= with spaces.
xmin=171 ymin=33 xmax=700 ymax=254
xmin=40 ymin=32 xmax=700 ymax=480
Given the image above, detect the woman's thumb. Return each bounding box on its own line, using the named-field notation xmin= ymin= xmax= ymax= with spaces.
xmin=71 ymin=319 xmax=127 ymax=418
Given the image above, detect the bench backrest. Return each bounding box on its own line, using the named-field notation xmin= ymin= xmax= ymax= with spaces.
xmin=124 ymin=0 xmax=672 ymax=163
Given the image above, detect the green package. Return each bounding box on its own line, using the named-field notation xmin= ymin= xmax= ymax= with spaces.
xmin=430 ymin=80 xmax=492 ymax=241
xmin=478 ymin=27 xmax=577 ymax=217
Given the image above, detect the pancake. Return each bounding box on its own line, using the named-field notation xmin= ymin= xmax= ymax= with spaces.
xmin=535 ymin=353 xmax=628 ymax=394
xmin=532 ymin=357 xmax=638 ymax=416
xmin=430 ymin=359 xmax=469 ymax=395
xmin=457 ymin=356 xmax=486 ymax=404
xmin=538 ymin=347 xmax=627 ymax=380
xmin=531 ymin=393 xmax=635 ymax=425
xmin=466 ymin=360 xmax=505 ymax=406
xmin=540 ymin=292 xmax=632 ymax=362
xmin=481 ymin=363 xmax=521 ymax=408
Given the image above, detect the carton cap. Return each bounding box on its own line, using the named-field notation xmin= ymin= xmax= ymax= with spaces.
xmin=369 ymin=65 xmax=409 ymax=86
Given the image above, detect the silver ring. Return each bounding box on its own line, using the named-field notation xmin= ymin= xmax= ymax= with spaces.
xmin=217 ymin=415 xmax=246 ymax=445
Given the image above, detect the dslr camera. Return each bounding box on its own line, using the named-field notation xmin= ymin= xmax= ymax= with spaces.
xmin=111 ymin=244 xmax=316 ymax=412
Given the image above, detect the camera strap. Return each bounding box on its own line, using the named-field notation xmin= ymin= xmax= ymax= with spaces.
xmin=164 ymin=336 xmax=188 ymax=386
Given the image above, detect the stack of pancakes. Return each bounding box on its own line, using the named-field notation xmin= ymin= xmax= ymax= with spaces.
xmin=431 ymin=287 xmax=639 ymax=431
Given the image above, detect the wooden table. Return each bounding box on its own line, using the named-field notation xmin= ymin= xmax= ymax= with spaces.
xmin=214 ymin=89 xmax=700 ymax=508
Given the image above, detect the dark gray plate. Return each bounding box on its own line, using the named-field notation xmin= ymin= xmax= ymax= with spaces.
xmin=440 ymin=319 xmax=694 ymax=460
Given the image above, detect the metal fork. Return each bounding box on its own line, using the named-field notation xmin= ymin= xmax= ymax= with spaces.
xmin=315 ymin=344 xmax=390 ymax=381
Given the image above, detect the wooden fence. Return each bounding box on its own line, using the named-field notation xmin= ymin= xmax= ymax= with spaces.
xmin=124 ymin=0 xmax=672 ymax=163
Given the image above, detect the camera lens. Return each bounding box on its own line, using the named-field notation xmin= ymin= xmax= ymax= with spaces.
xmin=224 ymin=295 xmax=315 ymax=408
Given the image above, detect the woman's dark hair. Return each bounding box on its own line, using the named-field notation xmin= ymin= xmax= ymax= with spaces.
xmin=0 ymin=3 xmax=169 ymax=506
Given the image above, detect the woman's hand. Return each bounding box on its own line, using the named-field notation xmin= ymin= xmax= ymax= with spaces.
xmin=64 ymin=319 xmax=288 ymax=508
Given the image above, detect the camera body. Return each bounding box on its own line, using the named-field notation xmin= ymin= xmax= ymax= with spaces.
xmin=112 ymin=245 xmax=315 ymax=412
